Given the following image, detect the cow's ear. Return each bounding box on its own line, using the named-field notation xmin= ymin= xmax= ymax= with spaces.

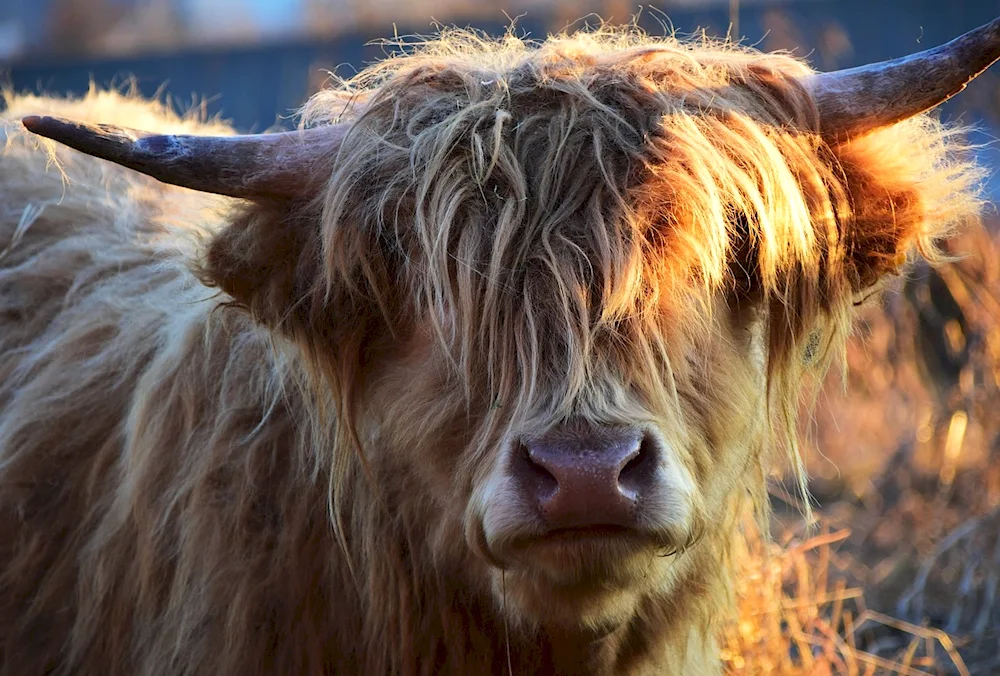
xmin=830 ymin=127 xmax=974 ymax=294
xmin=201 ymin=205 xmax=321 ymax=330
xmin=838 ymin=161 xmax=921 ymax=292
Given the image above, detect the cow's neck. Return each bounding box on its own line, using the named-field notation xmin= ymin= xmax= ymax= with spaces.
xmin=347 ymin=498 xmax=736 ymax=675
xmin=523 ymin=603 xmax=723 ymax=675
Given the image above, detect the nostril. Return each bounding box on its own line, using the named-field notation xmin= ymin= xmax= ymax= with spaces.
xmin=515 ymin=442 xmax=559 ymax=502
xmin=617 ymin=433 xmax=658 ymax=497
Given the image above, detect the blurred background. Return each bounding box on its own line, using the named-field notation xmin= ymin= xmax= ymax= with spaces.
xmin=3 ymin=0 xmax=1000 ymax=673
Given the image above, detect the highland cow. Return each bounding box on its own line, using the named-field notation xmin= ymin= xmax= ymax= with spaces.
xmin=0 ymin=18 xmax=997 ymax=676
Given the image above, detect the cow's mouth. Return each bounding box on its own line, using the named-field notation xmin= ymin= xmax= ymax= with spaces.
xmin=498 ymin=525 xmax=672 ymax=586
xmin=473 ymin=510 xmax=684 ymax=577
xmin=472 ymin=511 xmax=690 ymax=630
xmin=510 ymin=524 xmax=673 ymax=558
xmin=538 ymin=524 xmax=636 ymax=541
xmin=487 ymin=530 xmax=673 ymax=631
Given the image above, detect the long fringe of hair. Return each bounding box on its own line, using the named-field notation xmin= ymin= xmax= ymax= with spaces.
xmin=294 ymin=26 xmax=985 ymax=522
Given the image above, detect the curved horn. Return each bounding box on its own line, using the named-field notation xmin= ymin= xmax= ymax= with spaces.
xmin=808 ymin=16 xmax=1000 ymax=140
xmin=21 ymin=115 xmax=350 ymax=200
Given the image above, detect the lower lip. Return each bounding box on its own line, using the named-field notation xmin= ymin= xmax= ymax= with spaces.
xmin=542 ymin=525 xmax=636 ymax=541
xmin=516 ymin=526 xmax=655 ymax=552
xmin=506 ymin=530 xmax=656 ymax=586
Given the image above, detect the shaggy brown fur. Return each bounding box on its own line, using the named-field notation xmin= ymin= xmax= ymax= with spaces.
xmin=0 ymin=29 xmax=984 ymax=675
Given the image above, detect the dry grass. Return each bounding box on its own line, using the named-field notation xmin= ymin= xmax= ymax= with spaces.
xmin=722 ymin=519 xmax=977 ymax=675
xmin=722 ymin=222 xmax=1000 ymax=674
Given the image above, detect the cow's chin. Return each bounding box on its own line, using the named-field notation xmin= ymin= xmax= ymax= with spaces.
xmin=487 ymin=532 xmax=674 ymax=634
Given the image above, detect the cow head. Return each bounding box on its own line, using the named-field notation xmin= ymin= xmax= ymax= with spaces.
xmin=23 ymin=19 xmax=995 ymax=637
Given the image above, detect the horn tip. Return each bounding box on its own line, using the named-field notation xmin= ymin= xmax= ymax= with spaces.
xmin=21 ymin=115 xmax=44 ymax=132
xmin=21 ymin=115 xmax=73 ymax=138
